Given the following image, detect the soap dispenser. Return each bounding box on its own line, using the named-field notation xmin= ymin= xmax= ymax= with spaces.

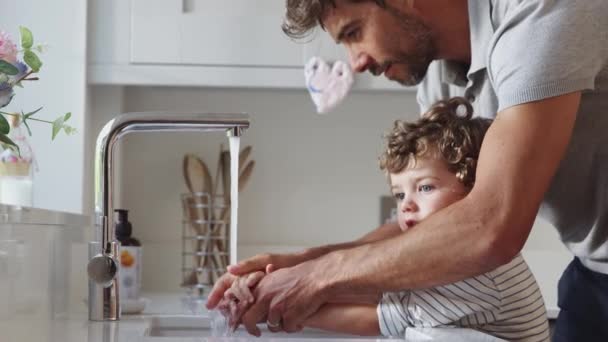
xmin=115 ymin=209 xmax=141 ymax=300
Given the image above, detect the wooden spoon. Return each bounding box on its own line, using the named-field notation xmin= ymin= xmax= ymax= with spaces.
xmin=239 ymin=146 xmax=252 ymax=172
xmin=183 ymin=154 xmax=213 ymax=196
xmin=238 ymin=160 xmax=255 ymax=192
xmin=221 ymin=150 xmax=231 ymax=202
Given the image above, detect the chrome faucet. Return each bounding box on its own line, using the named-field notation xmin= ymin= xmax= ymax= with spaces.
xmin=87 ymin=112 xmax=249 ymax=321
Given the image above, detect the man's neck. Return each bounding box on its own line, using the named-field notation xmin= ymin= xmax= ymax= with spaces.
xmin=412 ymin=0 xmax=471 ymax=64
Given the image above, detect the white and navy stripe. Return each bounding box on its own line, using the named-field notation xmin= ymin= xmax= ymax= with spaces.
xmin=377 ymin=254 xmax=550 ymax=341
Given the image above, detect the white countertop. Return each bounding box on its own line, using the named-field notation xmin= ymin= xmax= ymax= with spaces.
xmin=0 ymin=292 xmax=509 ymax=342
xmin=0 ymin=292 xmax=393 ymax=342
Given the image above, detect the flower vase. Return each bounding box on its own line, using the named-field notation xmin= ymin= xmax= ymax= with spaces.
xmin=0 ymin=161 xmax=33 ymax=207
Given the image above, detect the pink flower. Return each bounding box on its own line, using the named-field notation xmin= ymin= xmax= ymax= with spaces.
xmin=0 ymin=31 xmax=18 ymax=64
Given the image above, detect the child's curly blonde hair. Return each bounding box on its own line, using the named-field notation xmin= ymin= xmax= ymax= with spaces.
xmin=379 ymin=97 xmax=492 ymax=187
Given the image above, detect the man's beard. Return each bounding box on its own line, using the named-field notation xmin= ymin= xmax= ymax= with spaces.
xmin=372 ymin=6 xmax=437 ymax=86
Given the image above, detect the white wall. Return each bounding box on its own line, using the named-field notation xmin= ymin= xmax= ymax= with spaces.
xmin=0 ymin=0 xmax=88 ymax=214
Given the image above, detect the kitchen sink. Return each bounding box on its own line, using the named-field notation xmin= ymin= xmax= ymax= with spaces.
xmin=144 ymin=315 xmax=377 ymax=340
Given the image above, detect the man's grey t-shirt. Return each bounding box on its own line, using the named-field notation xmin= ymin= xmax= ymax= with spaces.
xmin=417 ymin=0 xmax=608 ymax=273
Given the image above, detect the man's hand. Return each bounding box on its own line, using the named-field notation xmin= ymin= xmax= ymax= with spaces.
xmin=206 ymin=252 xmax=306 ymax=309
xmin=240 ymin=261 xmax=329 ymax=336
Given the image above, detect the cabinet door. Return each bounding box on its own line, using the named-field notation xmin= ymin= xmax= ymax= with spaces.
xmin=131 ymin=0 xmax=303 ymax=67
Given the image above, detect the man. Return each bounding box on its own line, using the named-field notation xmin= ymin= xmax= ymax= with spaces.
xmin=208 ymin=1 xmax=608 ymax=340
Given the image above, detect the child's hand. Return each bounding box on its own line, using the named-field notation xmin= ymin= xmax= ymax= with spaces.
xmin=221 ymin=270 xmax=266 ymax=330
xmin=224 ymin=270 xmax=265 ymax=304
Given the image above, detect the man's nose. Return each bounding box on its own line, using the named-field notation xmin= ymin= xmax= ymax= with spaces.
xmin=348 ymin=51 xmax=373 ymax=73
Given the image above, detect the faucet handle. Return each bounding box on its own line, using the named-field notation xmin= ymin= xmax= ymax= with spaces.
xmin=88 ymin=254 xmax=117 ymax=288
xmin=88 ymin=241 xmax=118 ymax=288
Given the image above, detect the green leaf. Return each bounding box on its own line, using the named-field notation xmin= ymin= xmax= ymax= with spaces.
xmin=0 ymin=60 xmax=19 ymax=75
xmin=20 ymin=115 xmax=32 ymax=136
xmin=23 ymin=106 xmax=43 ymax=120
xmin=24 ymin=50 xmax=42 ymax=72
xmin=64 ymin=125 xmax=77 ymax=135
xmin=0 ymin=133 xmax=19 ymax=154
xmin=51 ymin=112 xmax=78 ymax=140
xmin=52 ymin=116 xmax=64 ymax=140
xmin=0 ymin=114 xmax=10 ymax=135
xmin=19 ymin=26 xmax=34 ymax=49
xmin=20 ymin=109 xmax=41 ymax=137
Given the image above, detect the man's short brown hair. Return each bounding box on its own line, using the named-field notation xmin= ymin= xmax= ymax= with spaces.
xmin=282 ymin=0 xmax=386 ymax=39
xmin=379 ymin=97 xmax=492 ymax=187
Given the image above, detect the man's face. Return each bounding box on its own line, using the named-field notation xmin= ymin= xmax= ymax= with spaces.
xmin=323 ymin=0 xmax=437 ymax=86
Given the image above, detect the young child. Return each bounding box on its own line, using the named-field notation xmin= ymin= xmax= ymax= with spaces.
xmin=220 ymin=97 xmax=550 ymax=341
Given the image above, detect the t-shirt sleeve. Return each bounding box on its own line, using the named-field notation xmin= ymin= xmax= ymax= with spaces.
xmin=377 ymin=277 xmax=502 ymax=338
xmin=377 ymin=291 xmax=411 ymax=337
xmin=487 ymin=0 xmax=608 ymax=111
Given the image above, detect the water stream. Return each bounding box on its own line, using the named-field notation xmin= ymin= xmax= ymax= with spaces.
xmin=228 ymin=136 xmax=240 ymax=266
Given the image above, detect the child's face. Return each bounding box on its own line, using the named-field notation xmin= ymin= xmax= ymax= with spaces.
xmin=390 ymin=155 xmax=468 ymax=231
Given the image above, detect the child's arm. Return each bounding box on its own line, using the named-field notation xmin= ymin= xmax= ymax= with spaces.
xmin=304 ymin=303 xmax=380 ymax=336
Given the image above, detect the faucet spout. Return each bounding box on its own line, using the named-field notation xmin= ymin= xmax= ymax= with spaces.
xmin=89 ymin=112 xmax=249 ymax=321
xmin=226 ymin=126 xmax=245 ymax=137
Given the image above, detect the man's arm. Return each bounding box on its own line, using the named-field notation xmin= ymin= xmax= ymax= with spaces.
xmin=244 ymin=92 xmax=580 ymax=333
xmin=322 ymin=92 xmax=580 ymax=293
xmin=228 ymin=221 xmax=401 ymax=274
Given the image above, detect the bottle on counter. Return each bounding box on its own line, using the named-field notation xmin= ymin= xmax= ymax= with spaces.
xmin=115 ymin=209 xmax=142 ymax=300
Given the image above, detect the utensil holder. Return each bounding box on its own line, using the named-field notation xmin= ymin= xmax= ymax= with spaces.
xmin=180 ymin=192 xmax=230 ymax=297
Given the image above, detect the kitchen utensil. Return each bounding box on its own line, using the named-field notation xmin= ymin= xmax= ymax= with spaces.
xmin=213 ymin=144 xmax=223 ymax=198
xmin=239 ymin=145 xmax=252 ymax=172
xmin=221 ymin=150 xmax=231 ymax=203
xmin=183 ymin=154 xmax=213 ymax=196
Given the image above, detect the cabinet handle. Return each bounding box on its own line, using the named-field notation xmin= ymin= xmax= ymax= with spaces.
xmin=182 ymin=0 xmax=192 ymax=13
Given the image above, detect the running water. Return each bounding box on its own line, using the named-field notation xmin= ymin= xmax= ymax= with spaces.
xmin=228 ymin=136 xmax=240 ymax=266
xmin=210 ymin=307 xmax=233 ymax=337
xmin=209 ymin=136 xmax=240 ymax=337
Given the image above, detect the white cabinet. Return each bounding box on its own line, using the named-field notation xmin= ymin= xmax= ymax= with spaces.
xmin=88 ymin=0 xmax=405 ymax=91
xmin=131 ymin=0 xmax=302 ymax=67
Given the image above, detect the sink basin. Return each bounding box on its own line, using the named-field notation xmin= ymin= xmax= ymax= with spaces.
xmin=145 ymin=315 xmax=379 ymax=340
